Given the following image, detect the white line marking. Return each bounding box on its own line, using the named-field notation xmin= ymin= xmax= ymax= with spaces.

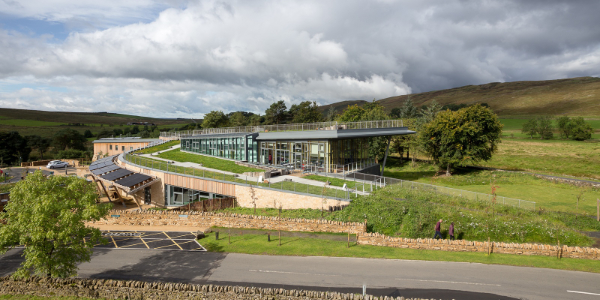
xmin=249 ymin=269 xmax=341 ymax=277
xmin=568 ymin=290 xmax=600 ymax=296
xmin=395 ymin=278 xmax=500 ymax=287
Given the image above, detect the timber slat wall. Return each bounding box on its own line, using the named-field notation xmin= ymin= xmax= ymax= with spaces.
xmin=164 ymin=173 xmax=236 ymax=196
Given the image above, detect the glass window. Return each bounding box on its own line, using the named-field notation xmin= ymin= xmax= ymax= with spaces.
xmin=122 ymin=146 xmax=125 ymax=151
xmin=109 ymin=145 xmax=112 ymax=150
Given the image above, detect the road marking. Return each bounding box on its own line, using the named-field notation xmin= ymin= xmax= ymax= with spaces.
xmin=164 ymin=231 xmax=184 ymax=250
xmin=249 ymin=269 xmax=341 ymax=277
xmin=110 ymin=236 xmax=118 ymax=248
xmin=568 ymin=290 xmax=600 ymax=296
xmin=395 ymin=278 xmax=501 ymax=287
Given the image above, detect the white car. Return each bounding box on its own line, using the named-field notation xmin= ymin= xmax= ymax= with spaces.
xmin=47 ymin=160 xmax=69 ymax=169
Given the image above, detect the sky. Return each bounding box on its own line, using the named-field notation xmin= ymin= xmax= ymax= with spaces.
xmin=0 ymin=0 xmax=599 ymax=118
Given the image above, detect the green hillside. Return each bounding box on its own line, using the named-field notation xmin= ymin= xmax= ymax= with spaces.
xmin=0 ymin=108 xmax=192 ymax=137
xmin=320 ymin=77 xmax=600 ymax=117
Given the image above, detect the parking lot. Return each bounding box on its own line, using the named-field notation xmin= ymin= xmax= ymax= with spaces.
xmin=96 ymin=231 xmax=206 ymax=251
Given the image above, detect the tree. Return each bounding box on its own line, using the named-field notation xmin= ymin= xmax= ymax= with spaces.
xmin=420 ymin=104 xmax=503 ymax=175
xmin=83 ymin=130 xmax=93 ymax=138
xmin=55 ymin=149 xmax=90 ymax=159
xmin=0 ymin=131 xmax=31 ymax=165
xmin=390 ymin=108 xmax=401 ymax=119
xmin=0 ymin=171 xmax=110 ymax=278
xmin=123 ymin=127 xmax=131 ymax=135
xmin=95 ymin=129 xmax=113 ymax=139
xmin=26 ymin=135 xmax=51 ymax=160
xmin=264 ymin=100 xmax=288 ymax=124
xmin=399 ymin=96 xmax=419 ymax=119
xmin=53 ymin=129 xmax=86 ymax=151
xmin=289 ymin=101 xmax=323 ymax=123
xmin=522 ymin=119 xmax=538 ymax=139
xmin=536 ymin=116 xmax=553 ymax=140
xmin=570 ymin=117 xmax=593 ymax=141
xmin=248 ymin=114 xmax=263 ymax=126
xmin=112 ymin=128 xmax=123 ymax=136
xmin=229 ymin=111 xmax=248 ymax=127
xmin=325 ymin=106 xmax=337 ymax=121
xmin=557 ymin=116 xmax=573 ymax=139
xmin=202 ymin=111 xmax=230 ymax=128
xmin=131 ymin=126 xmax=140 ymax=135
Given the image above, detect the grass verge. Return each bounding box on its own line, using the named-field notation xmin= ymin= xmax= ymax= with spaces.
xmin=0 ymin=296 xmax=100 ymax=300
xmin=157 ymin=149 xmax=262 ymax=174
xmin=201 ymin=231 xmax=600 ymax=274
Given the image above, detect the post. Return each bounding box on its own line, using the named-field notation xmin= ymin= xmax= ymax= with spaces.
xmin=487 ymin=237 xmax=491 ymax=255
xmin=597 ymin=199 xmax=599 ymax=222
xmin=278 ymin=206 xmax=281 ymax=246
xmin=557 ymin=240 xmax=561 ymax=259
xmin=347 ymin=231 xmax=350 ymax=248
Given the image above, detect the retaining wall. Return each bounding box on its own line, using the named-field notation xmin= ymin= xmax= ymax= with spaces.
xmin=0 ymin=277 xmax=432 ymax=300
xmin=93 ymin=210 xmax=366 ymax=234
xmin=358 ymin=232 xmax=600 ymax=260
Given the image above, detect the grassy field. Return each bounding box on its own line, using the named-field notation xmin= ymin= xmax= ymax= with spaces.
xmin=202 ymin=231 xmax=600 ymax=273
xmin=136 ymin=140 xmax=179 ymax=154
xmin=0 ymin=296 xmax=100 ymax=300
xmin=499 ymin=118 xmax=600 ymax=139
xmin=157 ymin=149 xmax=263 ymax=174
xmin=382 ymin=159 xmax=600 ymax=215
xmin=0 ymin=119 xmax=68 ymax=127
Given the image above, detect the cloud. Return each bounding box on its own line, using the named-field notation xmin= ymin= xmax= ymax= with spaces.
xmin=0 ymin=0 xmax=599 ymax=117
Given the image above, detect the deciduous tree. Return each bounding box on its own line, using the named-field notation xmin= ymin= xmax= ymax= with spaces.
xmin=0 ymin=172 xmax=110 ymax=278
xmin=420 ymin=104 xmax=503 ymax=175
xmin=522 ymin=119 xmax=538 ymax=139
xmin=0 ymin=131 xmax=31 ymax=165
xmin=289 ymin=101 xmax=323 ymax=123
xmin=53 ymin=129 xmax=87 ymax=151
xmin=202 ymin=111 xmax=230 ymax=128
xmin=264 ymin=100 xmax=288 ymax=124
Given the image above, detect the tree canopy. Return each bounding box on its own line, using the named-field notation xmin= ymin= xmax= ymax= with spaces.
xmin=0 ymin=172 xmax=110 ymax=278
xmin=52 ymin=129 xmax=87 ymax=151
xmin=558 ymin=116 xmax=593 ymax=141
xmin=0 ymin=131 xmax=31 ymax=165
xmin=289 ymin=101 xmax=323 ymax=123
xmin=264 ymin=100 xmax=288 ymax=124
xmin=420 ymin=104 xmax=503 ymax=174
xmin=202 ymin=110 xmax=230 ymax=128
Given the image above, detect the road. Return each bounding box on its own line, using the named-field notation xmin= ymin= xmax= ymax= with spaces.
xmin=2 ymin=248 xmax=600 ymax=300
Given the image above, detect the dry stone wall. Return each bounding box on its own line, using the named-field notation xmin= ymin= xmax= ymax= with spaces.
xmin=94 ymin=209 xmax=366 ymax=234
xmin=0 ymin=276 xmax=434 ymax=300
xmin=358 ymin=232 xmax=600 ymax=260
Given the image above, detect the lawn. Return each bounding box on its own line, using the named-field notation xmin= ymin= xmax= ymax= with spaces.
xmin=201 ymin=231 xmax=600 ymax=274
xmin=136 ymin=140 xmax=179 ymax=154
xmin=0 ymin=296 xmax=100 ymax=300
xmin=157 ymin=149 xmax=263 ymax=174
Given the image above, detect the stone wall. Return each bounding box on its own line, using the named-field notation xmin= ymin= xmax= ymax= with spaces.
xmin=0 ymin=277 xmax=433 ymax=300
xmin=93 ymin=209 xmax=366 ymax=234
xmin=357 ymin=232 xmax=600 ymax=260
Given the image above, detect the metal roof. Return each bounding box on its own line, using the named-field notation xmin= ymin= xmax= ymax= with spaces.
xmin=181 ymin=132 xmax=256 ymax=140
xmin=92 ymin=138 xmax=161 ymax=144
xmin=256 ymin=127 xmax=416 ymax=141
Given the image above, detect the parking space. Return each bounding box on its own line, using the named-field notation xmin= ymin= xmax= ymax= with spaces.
xmin=96 ymin=231 xmax=206 ymax=251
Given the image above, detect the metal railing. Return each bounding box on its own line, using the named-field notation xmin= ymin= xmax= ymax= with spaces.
xmin=160 ymin=120 xmax=404 ymax=138
xmin=123 ymin=153 xmax=356 ymax=201
xmin=339 ymin=172 xmax=536 ymax=210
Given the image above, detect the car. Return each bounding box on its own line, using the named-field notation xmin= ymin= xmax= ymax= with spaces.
xmin=47 ymin=160 xmax=69 ymax=169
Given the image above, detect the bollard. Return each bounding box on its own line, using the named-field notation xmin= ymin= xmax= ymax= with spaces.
xmin=268 ymin=232 xmax=270 ymax=242
xmin=215 ymin=232 xmax=219 ymax=240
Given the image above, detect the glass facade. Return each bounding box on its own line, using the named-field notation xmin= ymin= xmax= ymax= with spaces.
xmin=181 ymin=133 xmax=374 ymax=173
xmin=180 ymin=133 xmax=258 ymax=162
xmin=164 ymin=184 xmax=227 ymax=206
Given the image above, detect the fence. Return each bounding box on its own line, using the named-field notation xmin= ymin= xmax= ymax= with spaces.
xmin=123 ymin=153 xmax=356 ymax=201
xmin=340 ymin=172 xmax=536 ymax=210
xmin=160 ymin=120 xmax=404 ymax=138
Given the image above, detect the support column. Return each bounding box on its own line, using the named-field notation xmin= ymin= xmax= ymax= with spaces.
xmin=380 ymin=136 xmax=392 ymax=176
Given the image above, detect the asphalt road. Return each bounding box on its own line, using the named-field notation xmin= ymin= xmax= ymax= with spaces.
xmin=3 ymin=247 xmax=600 ymax=300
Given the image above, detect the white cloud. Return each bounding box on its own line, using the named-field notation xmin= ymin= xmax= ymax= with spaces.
xmin=0 ymin=0 xmax=599 ymax=117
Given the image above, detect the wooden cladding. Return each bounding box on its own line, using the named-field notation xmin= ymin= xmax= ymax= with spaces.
xmin=171 ymin=197 xmax=236 ymax=212
xmin=163 ymin=173 xmax=236 ymax=196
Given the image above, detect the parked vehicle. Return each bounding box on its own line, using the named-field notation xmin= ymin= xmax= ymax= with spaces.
xmin=47 ymin=160 xmax=69 ymax=169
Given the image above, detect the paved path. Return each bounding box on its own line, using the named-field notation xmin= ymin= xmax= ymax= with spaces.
xmin=2 ymin=247 xmax=599 ymax=300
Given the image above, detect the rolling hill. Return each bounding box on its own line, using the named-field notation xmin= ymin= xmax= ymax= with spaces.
xmin=320 ymin=77 xmax=600 ymax=117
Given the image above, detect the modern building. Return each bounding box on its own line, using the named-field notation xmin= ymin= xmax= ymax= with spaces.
xmin=92 ymin=137 xmax=161 ymax=161
xmin=176 ymin=120 xmax=415 ymax=174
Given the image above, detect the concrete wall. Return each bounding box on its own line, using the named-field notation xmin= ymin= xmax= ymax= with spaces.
xmin=0 ymin=276 xmax=430 ymax=300
xmin=93 ymin=141 xmax=154 ymax=161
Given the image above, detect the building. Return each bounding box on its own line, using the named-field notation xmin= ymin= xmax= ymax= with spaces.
xmin=92 ymin=137 xmax=161 ymax=161
xmin=177 ymin=120 xmax=415 ymax=174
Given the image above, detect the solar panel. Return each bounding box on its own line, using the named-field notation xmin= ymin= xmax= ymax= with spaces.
xmin=89 ymin=162 xmax=109 ymax=170
xmin=91 ymin=164 xmax=120 ymax=175
xmin=101 ymin=169 xmax=133 ymax=181
xmin=115 ymin=173 xmax=151 ymax=187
